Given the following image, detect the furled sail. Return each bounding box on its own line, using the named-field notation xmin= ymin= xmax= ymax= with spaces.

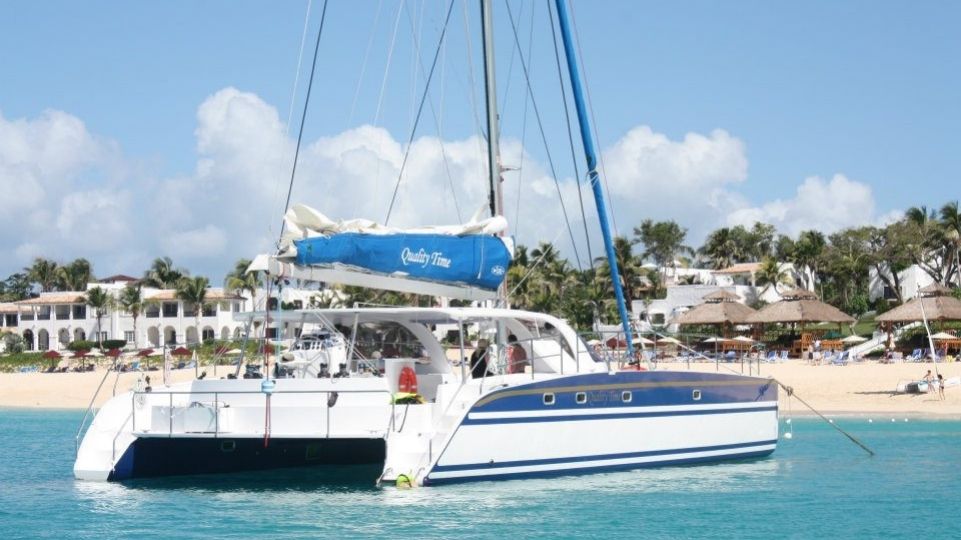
xmin=277 ymin=204 xmax=513 ymax=292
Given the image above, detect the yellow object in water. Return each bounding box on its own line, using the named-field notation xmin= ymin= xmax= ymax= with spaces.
xmin=395 ymin=473 xmax=413 ymax=489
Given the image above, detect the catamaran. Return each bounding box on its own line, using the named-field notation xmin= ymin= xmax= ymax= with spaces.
xmin=74 ymin=0 xmax=778 ymax=485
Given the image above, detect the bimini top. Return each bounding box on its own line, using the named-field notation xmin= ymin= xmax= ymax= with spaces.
xmin=254 ymin=205 xmax=514 ymax=300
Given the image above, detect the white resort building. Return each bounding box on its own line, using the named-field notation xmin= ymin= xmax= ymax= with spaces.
xmin=7 ymin=275 xmax=247 ymax=352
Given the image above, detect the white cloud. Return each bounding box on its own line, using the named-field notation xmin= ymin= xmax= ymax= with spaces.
xmin=0 ymin=109 xmax=130 ymax=270
xmin=0 ymin=88 xmax=902 ymax=281
xmin=161 ymin=225 xmax=228 ymax=258
xmin=726 ymin=174 xmax=881 ymax=236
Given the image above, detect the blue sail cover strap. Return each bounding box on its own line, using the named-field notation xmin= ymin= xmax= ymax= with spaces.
xmin=294 ymin=233 xmax=512 ymax=291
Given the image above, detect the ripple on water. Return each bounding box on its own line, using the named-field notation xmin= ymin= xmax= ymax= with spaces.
xmin=2 ymin=410 xmax=961 ymax=539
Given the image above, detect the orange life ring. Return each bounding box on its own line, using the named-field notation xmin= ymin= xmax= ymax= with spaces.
xmin=398 ymin=366 xmax=418 ymax=393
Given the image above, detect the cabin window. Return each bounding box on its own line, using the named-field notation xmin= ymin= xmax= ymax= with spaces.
xmin=220 ymin=440 xmax=236 ymax=452
xmin=622 ymin=391 xmax=632 ymax=403
xmin=543 ymin=393 xmax=555 ymax=406
xmin=692 ymin=389 xmax=702 ymax=401
xmin=575 ymin=392 xmax=587 ymax=405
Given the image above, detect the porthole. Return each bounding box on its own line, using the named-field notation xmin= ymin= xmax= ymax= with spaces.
xmin=692 ymin=389 xmax=702 ymax=401
xmin=575 ymin=392 xmax=587 ymax=404
xmin=543 ymin=393 xmax=555 ymax=405
xmin=622 ymin=391 xmax=632 ymax=403
xmin=220 ymin=440 xmax=236 ymax=453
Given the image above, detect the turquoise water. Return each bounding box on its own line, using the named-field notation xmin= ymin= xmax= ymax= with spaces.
xmin=1 ymin=410 xmax=960 ymax=539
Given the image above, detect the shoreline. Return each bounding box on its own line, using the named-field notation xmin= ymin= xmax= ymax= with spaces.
xmin=1 ymin=359 xmax=960 ymax=417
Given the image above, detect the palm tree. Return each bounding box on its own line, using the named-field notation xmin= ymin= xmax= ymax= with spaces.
xmin=593 ymin=236 xmax=649 ymax=308
xmin=939 ymin=201 xmax=961 ymax=286
xmin=792 ymin=230 xmax=826 ymax=293
xmin=142 ymin=256 xmax=188 ymax=289
xmin=754 ymin=257 xmax=794 ymax=297
xmin=633 ymin=219 xmax=693 ymax=285
xmin=84 ymin=287 xmax=112 ymax=348
xmin=224 ymin=258 xmax=263 ymax=310
xmin=698 ymin=228 xmax=741 ymax=270
xmin=176 ymin=276 xmax=209 ymax=346
xmin=26 ymin=258 xmax=60 ymax=293
xmin=56 ymin=258 xmax=94 ymax=291
xmin=118 ymin=284 xmax=144 ymax=348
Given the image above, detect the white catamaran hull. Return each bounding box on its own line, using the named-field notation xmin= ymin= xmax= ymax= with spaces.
xmin=76 ymin=368 xmax=777 ymax=484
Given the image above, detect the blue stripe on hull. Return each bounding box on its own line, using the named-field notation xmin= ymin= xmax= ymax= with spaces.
xmin=424 ymin=448 xmax=776 ymax=486
xmin=473 ymin=371 xmax=778 ymax=414
xmin=431 ymin=439 xmax=778 ymax=473
xmin=463 ymin=405 xmax=778 ymax=425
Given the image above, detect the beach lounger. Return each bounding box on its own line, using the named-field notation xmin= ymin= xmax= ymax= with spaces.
xmin=764 ymin=351 xmax=777 ymax=363
xmin=830 ymin=351 xmax=849 ymax=366
xmin=724 ymin=351 xmax=736 ymax=362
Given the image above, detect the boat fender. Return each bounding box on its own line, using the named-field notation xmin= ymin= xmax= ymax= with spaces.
xmin=396 ymin=473 xmax=413 ymax=489
xmin=398 ymin=366 xmax=418 ymax=394
xmin=261 ymin=379 xmax=276 ymax=394
xmin=327 ymin=391 xmax=338 ymax=407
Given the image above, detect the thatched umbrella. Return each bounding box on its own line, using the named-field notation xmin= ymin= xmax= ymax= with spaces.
xmin=746 ymin=289 xmax=855 ymax=325
xmin=676 ymin=290 xmax=756 ymax=338
xmin=746 ymin=289 xmax=854 ymax=354
xmin=876 ymin=286 xmax=961 ymax=324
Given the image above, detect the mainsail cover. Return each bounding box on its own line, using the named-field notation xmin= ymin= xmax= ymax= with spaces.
xmin=280 ymin=205 xmax=513 ymax=291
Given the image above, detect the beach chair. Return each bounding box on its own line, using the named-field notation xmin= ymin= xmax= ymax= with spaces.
xmin=129 ymin=360 xmax=141 ymax=371
xmin=830 ymin=351 xmax=849 ymax=366
xmin=724 ymin=351 xmax=737 ymax=362
xmin=909 ymin=349 xmax=922 ymax=362
xmin=764 ymin=351 xmax=777 ymax=363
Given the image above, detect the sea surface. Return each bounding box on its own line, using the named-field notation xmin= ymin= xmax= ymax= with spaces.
xmin=1 ymin=409 xmax=959 ymax=539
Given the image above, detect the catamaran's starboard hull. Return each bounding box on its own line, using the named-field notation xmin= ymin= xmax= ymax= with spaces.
xmin=108 ymin=437 xmax=386 ymax=481
xmin=423 ymin=371 xmax=778 ymax=485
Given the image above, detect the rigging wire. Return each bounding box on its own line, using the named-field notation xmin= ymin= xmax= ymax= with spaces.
xmin=548 ymin=0 xmax=593 ymax=266
xmin=268 ymin=0 xmax=313 ymax=241
xmin=403 ymin=0 xmax=463 ymax=222
xmin=568 ymin=0 xmax=619 ymax=237
xmin=370 ymin=1 xmax=407 ymax=195
xmin=503 ymin=0 xmax=582 ymax=271
xmin=512 ymin=1 xmax=536 ymax=237
xmin=347 ymin=0 xmax=384 ymax=126
xmin=460 ymin=0 xmax=489 ymax=188
xmin=498 ymin=0 xmax=524 ymax=120
xmin=279 ymin=0 xmax=330 ymax=241
xmin=384 ymin=0 xmax=457 ymax=225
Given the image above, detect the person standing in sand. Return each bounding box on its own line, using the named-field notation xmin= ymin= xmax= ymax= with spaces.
xmin=937 ymin=374 xmax=946 ymax=400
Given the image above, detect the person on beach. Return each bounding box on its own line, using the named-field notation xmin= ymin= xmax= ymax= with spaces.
xmin=936 ymin=374 xmax=946 ymax=400
xmin=506 ymin=334 xmax=528 ymax=374
xmin=922 ymin=370 xmax=934 ymax=384
xmin=470 ymin=339 xmax=492 ymax=379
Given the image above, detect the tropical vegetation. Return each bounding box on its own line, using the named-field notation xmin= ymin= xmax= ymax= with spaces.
xmin=3 ymin=201 xmax=961 ymax=335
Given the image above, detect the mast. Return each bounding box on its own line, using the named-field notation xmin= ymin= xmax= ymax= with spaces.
xmin=553 ymin=0 xmax=635 ymax=356
xmin=480 ymin=0 xmax=503 ymax=221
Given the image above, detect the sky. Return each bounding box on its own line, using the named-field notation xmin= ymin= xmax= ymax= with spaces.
xmin=1 ymin=0 xmax=959 ymax=282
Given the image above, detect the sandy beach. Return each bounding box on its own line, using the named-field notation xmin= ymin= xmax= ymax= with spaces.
xmin=2 ymin=359 xmax=960 ymax=416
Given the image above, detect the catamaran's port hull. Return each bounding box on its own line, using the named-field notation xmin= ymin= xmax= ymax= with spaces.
xmin=107 ymin=437 xmax=386 ymax=481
